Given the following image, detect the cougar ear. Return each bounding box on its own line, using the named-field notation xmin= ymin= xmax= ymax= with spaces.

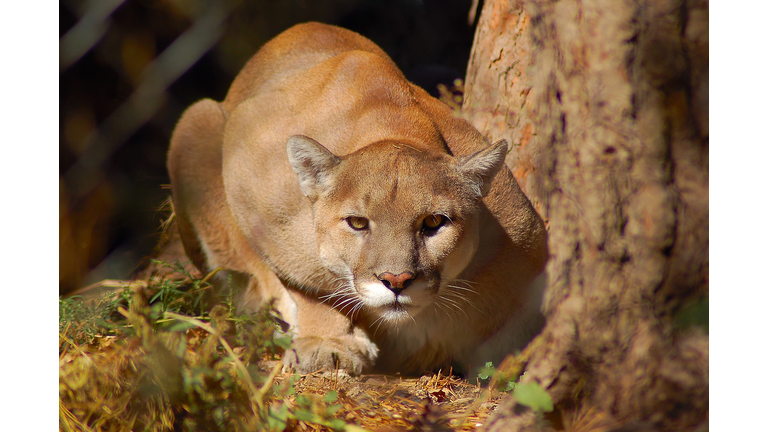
xmin=287 ymin=135 xmax=341 ymax=201
xmin=457 ymin=139 xmax=508 ymax=198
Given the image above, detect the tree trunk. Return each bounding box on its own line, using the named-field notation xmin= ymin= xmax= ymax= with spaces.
xmin=463 ymin=0 xmax=546 ymax=220
xmin=463 ymin=1 xmax=709 ymax=431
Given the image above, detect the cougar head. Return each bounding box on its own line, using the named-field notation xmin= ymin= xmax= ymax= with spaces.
xmin=287 ymin=135 xmax=507 ymax=323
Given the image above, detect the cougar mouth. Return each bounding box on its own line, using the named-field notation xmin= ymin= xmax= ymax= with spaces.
xmin=377 ymin=301 xmax=416 ymax=323
xmin=377 ymin=289 xmax=435 ymax=323
xmin=355 ymin=275 xmax=437 ymax=323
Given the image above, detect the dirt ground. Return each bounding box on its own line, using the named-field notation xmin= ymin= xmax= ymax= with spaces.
xmin=272 ymin=364 xmax=505 ymax=430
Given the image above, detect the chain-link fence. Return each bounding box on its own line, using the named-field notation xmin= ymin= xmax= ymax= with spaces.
xmin=60 ymin=0 xmax=480 ymax=294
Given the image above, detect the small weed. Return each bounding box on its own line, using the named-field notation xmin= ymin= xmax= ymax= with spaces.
xmin=477 ymin=362 xmax=516 ymax=392
xmin=59 ymin=289 xmax=131 ymax=346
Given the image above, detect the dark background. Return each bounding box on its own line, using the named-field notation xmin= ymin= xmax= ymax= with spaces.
xmin=60 ymin=0 xmax=483 ymax=294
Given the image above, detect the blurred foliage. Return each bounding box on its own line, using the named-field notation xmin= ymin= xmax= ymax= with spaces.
xmin=59 ymin=266 xmax=369 ymax=431
xmin=59 ymin=0 xmax=479 ymax=295
xmin=673 ymin=295 xmax=709 ymax=334
xmin=513 ymin=382 xmax=554 ymax=413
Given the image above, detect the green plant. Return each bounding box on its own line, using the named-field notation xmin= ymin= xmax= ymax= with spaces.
xmin=477 ymin=362 xmax=516 ymax=392
xmin=513 ymin=382 xmax=553 ymax=413
xmin=59 ymin=266 xmax=367 ymax=432
xmin=59 ymin=288 xmax=131 ymax=346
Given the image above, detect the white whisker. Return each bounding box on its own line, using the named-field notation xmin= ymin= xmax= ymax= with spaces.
xmin=334 ymin=295 xmax=357 ymax=309
xmin=347 ymin=301 xmax=364 ymax=320
xmin=441 ymin=277 xmax=481 ymax=314
xmin=436 ymin=294 xmax=469 ymax=319
xmin=371 ymin=315 xmax=386 ymax=335
xmin=433 ymin=300 xmax=448 ymax=314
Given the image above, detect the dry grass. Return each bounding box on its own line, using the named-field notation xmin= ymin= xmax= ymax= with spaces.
xmin=60 ymin=256 xmax=514 ymax=432
xmin=284 ymin=368 xmax=506 ymax=431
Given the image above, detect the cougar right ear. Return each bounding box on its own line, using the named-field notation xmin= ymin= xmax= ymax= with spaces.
xmin=457 ymin=139 xmax=508 ymax=198
xmin=287 ymin=135 xmax=341 ymax=201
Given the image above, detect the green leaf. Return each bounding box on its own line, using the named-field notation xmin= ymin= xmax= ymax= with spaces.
xmin=674 ymin=296 xmax=709 ymax=333
xmin=268 ymin=404 xmax=289 ymax=431
xmin=513 ymin=382 xmax=553 ymax=412
xmin=327 ymin=418 xmax=347 ymax=430
xmin=296 ymin=394 xmax=310 ymax=408
xmin=149 ymin=302 xmax=165 ymax=319
xmin=167 ymin=320 xmax=196 ymax=333
xmin=174 ymin=336 xmax=188 ymax=358
xmin=477 ymin=361 xmax=496 ymax=380
xmin=323 ymin=390 xmax=339 ymax=403
xmin=273 ymin=335 xmax=293 ymax=350
xmin=294 ymin=409 xmax=319 ymax=422
xmin=327 ymin=404 xmax=342 ymax=415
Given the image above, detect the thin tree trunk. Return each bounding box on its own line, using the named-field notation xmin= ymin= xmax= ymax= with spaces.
xmin=463 ymin=0 xmax=709 ymax=431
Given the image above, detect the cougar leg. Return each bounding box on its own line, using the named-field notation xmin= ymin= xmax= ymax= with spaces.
xmin=168 ymin=99 xmax=232 ymax=272
xmin=281 ymin=288 xmax=378 ymax=374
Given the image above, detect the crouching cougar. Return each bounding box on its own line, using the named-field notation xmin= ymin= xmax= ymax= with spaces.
xmin=167 ymin=22 xmax=548 ymax=377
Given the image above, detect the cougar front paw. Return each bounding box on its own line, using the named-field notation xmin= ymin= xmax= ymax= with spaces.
xmin=282 ymin=334 xmax=377 ymax=375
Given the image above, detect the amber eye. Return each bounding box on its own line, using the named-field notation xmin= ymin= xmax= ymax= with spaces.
xmin=346 ymin=216 xmax=369 ymax=230
xmin=423 ymin=214 xmax=445 ymax=231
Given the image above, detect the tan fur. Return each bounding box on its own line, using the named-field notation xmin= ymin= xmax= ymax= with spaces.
xmin=167 ymin=22 xmax=548 ymax=376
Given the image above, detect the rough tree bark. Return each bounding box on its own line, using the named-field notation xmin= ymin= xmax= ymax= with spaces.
xmin=463 ymin=0 xmax=546 ymax=220
xmin=463 ymin=1 xmax=709 ymax=431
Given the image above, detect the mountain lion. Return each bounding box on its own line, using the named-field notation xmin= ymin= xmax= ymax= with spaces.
xmin=167 ymin=22 xmax=548 ymax=376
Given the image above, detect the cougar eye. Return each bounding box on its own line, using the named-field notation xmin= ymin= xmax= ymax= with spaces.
xmin=346 ymin=216 xmax=369 ymax=230
xmin=422 ymin=214 xmax=446 ymax=231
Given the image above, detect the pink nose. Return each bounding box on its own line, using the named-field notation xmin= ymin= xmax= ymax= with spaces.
xmin=377 ymin=271 xmax=416 ymax=292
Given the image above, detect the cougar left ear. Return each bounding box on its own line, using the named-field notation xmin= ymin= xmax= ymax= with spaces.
xmin=287 ymin=135 xmax=341 ymax=201
xmin=457 ymin=139 xmax=508 ymax=198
